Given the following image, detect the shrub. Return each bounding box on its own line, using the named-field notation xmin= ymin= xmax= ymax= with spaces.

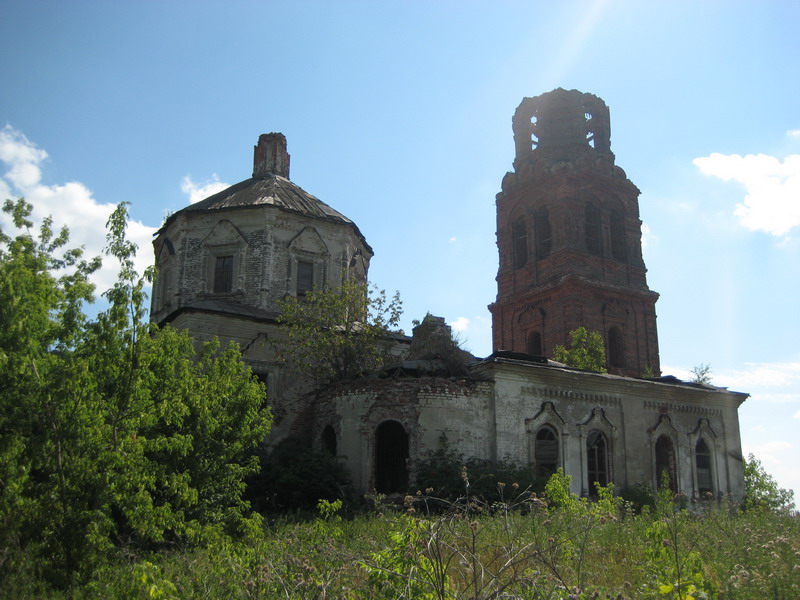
xmin=247 ymin=438 xmax=353 ymax=511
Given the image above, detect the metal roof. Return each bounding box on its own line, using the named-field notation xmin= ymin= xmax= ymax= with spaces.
xmin=159 ymin=174 xmax=372 ymax=252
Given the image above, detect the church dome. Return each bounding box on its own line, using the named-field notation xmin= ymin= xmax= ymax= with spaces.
xmin=160 ymin=133 xmax=370 ymax=251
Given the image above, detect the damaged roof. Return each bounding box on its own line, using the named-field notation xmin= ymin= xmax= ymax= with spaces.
xmin=159 ymin=174 xmax=372 ymax=252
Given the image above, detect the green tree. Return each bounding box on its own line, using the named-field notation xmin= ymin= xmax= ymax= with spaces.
xmin=0 ymin=199 xmax=271 ymax=587
xmin=690 ymin=363 xmax=712 ymax=384
xmin=552 ymin=326 xmax=608 ymax=372
xmin=277 ymin=275 xmax=402 ymax=381
xmin=743 ymin=453 xmax=795 ymax=512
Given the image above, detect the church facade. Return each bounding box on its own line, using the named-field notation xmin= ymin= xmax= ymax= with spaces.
xmin=151 ymin=90 xmax=747 ymax=502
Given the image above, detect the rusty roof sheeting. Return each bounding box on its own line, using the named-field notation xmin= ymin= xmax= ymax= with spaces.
xmin=159 ymin=175 xmax=372 ymax=252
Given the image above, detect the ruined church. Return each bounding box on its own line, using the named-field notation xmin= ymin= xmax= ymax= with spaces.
xmin=151 ymin=89 xmax=747 ymax=502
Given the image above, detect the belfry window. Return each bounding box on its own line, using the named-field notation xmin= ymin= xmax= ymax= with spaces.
xmin=213 ymin=255 xmax=234 ymax=293
xmin=610 ymin=210 xmax=626 ymax=261
xmin=527 ymin=331 xmax=543 ymax=356
xmin=586 ymin=430 xmax=609 ymax=490
xmin=608 ymin=326 xmax=624 ymax=369
xmin=296 ymin=261 xmax=313 ymax=296
xmin=585 ymin=203 xmax=601 ymax=255
xmin=695 ymin=438 xmax=713 ymax=495
xmin=535 ymin=207 xmax=552 ymax=259
xmin=534 ymin=426 xmax=559 ymax=477
xmin=512 ymin=217 xmax=528 ymax=269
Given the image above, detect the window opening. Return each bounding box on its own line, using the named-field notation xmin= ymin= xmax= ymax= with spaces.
xmin=322 ymin=425 xmax=337 ymax=456
xmin=586 ymin=430 xmax=609 ymax=491
xmin=214 ymin=255 xmax=234 ymax=293
xmin=535 ymin=207 xmax=552 ymax=259
xmin=512 ymin=217 xmax=528 ymax=269
xmin=527 ymin=331 xmax=543 ymax=356
xmin=297 ymin=261 xmax=313 ymax=296
xmin=585 ymin=204 xmax=601 ymax=255
xmin=655 ymin=435 xmax=677 ymax=491
xmin=695 ymin=438 xmax=713 ymax=495
xmin=530 ymin=115 xmax=539 ymax=149
xmin=375 ymin=420 xmax=409 ymax=494
xmin=608 ymin=326 xmax=624 ymax=369
xmin=535 ymin=426 xmax=559 ymax=477
xmin=610 ymin=210 xmax=626 ymax=261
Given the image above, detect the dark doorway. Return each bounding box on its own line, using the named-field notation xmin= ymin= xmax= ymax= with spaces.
xmin=375 ymin=420 xmax=409 ymax=494
xmin=321 ymin=425 xmax=337 ymax=456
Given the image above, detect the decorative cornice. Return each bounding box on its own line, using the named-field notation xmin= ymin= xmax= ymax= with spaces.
xmin=643 ymin=399 xmax=722 ymax=417
xmin=522 ymin=385 xmax=622 ymax=407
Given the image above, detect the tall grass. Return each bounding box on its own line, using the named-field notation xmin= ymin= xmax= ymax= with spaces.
xmin=4 ymin=488 xmax=798 ymax=599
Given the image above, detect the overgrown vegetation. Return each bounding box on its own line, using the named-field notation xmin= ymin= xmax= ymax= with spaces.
xmin=5 ymin=466 xmax=798 ymax=599
xmin=553 ymin=326 xmax=608 ymax=373
xmin=0 ymin=199 xmax=271 ymax=589
xmin=277 ymin=275 xmax=402 ymax=381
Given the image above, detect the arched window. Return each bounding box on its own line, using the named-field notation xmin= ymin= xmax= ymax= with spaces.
xmin=512 ymin=217 xmax=528 ymax=269
xmin=535 ymin=207 xmax=552 ymax=259
xmin=527 ymin=330 xmax=543 ymax=356
xmin=375 ymin=420 xmax=409 ymax=494
xmin=534 ymin=426 xmax=559 ymax=477
xmin=610 ymin=210 xmax=626 ymax=261
xmin=322 ymin=425 xmax=337 ymax=456
xmin=585 ymin=203 xmax=601 ymax=255
xmin=586 ymin=430 xmax=609 ymax=491
xmin=608 ymin=326 xmax=624 ymax=369
xmin=695 ymin=438 xmax=713 ymax=496
xmin=655 ymin=435 xmax=677 ymax=492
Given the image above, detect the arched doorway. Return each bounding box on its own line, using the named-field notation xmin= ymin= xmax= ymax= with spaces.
xmin=655 ymin=435 xmax=677 ymax=491
xmin=375 ymin=420 xmax=409 ymax=493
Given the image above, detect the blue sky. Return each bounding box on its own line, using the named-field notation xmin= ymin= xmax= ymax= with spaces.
xmin=2 ymin=0 xmax=799 ymax=499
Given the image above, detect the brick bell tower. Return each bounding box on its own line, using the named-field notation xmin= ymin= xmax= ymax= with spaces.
xmin=489 ymin=89 xmax=660 ymax=377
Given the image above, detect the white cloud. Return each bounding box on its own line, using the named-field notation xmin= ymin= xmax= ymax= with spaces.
xmin=787 ymin=129 xmax=800 ymax=138
xmin=640 ymin=222 xmax=653 ymax=249
xmin=449 ymin=236 xmax=457 ymax=243
xmin=793 ymin=410 xmax=800 ymax=419
xmin=449 ymin=316 xmax=469 ymax=332
xmin=0 ymin=125 xmax=157 ymax=295
xmin=714 ymin=361 xmax=800 ymax=392
xmin=181 ymin=174 xmax=229 ymax=204
xmin=693 ymin=152 xmax=800 ymax=237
